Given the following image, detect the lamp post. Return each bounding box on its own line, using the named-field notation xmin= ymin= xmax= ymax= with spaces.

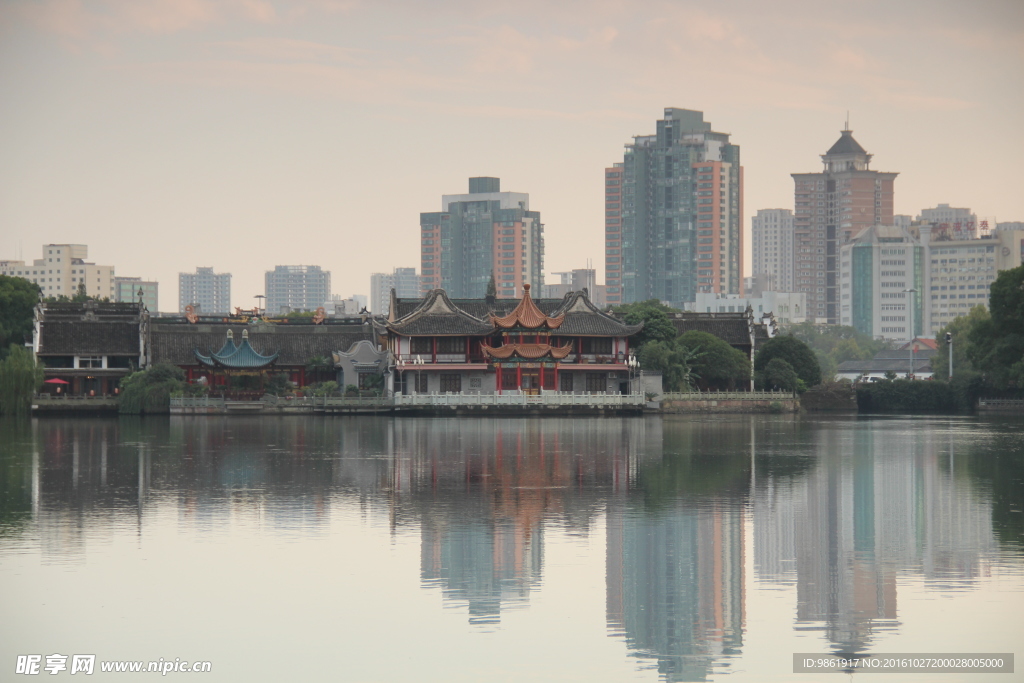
xmin=396 ymin=358 xmax=406 ymax=396
xmin=627 ymin=354 xmax=639 ymax=394
xmin=946 ymin=332 xmax=953 ymax=380
xmin=254 ymin=294 xmax=266 ymax=316
xmin=414 ymin=355 xmax=425 ymax=394
xmin=903 ymin=288 xmax=917 ymax=379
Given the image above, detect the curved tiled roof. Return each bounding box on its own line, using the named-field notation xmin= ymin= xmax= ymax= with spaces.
xmin=195 ymin=332 xmax=280 ymax=369
xmin=481 ymin=342 xmax=574 ymax=360
xmin=491 ymin=284 xmax=565 ymax=329
xmin=549 ymin=291 xmax=644 ymax=337
xmin=38 ymin=321 xmax=141 ymax=355
xmin=388 ymin=289 xmax=497 ymax=336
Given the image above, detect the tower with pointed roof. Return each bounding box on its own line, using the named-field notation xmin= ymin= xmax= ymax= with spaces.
xmin=791 ymin=127 xmax=898 ymax=324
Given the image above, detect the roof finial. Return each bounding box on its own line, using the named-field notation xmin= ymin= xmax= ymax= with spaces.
xmin=844 ymin=111 xmax=850 ymax=132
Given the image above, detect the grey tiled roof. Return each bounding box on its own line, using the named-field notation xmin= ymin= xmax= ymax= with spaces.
xmin=670 ymin=313 xmax=753 ymax=347
xmin=151 ymin=322 xmax=374 ymax=366
xmin=38 ymin=321 xmax=141 ymax=355
xmin=388 ymin=289 xmax=642 ymax=337
xmin=826 ymin=130 xmax=868 ymax=156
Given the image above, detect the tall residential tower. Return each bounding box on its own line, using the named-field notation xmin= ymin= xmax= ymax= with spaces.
xmin=792 ymin=128 xmax=897 ymax=323
xmin=609 ymin=108 xmax=743 ymax=309
xmin=179 ymin=267 xmax=231 ymax=314
xmin=265 ymin=265 xmax=331 ymax=314
xmin=420 ymin=177 xmax=544 ymax=299
xmin=751 ymin=209 xmax=795 ymax=294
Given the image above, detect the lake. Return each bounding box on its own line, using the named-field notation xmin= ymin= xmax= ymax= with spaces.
xmin=1 ymin=415 xmax=1021 ymax=681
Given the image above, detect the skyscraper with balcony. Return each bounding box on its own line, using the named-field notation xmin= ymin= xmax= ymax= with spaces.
xmin=420 ymin=177 xmax=544 ymax=299
xmin=792 ymin=129 xmax=897 ymax=323
xmin=179 ymin=267 xmax=231 ymax=314
xmin=265 ymin=265 xmax=331 ymax=314
xmin=610 ymin=108 xmax=743 ymax=309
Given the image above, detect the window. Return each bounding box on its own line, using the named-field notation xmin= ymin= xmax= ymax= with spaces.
xmin=358 ymin=372 xmax=377 ymax=390
xmin=440 ymin=374 xmax=461 ymax=393
xmin=78 ymin=356 xmax=103 ymax=368
xmin=559 ymin=373 xmax=573 ymax=392
xmin=410 ymin=337 xmax=431 ymax=354
xmin=586 ymin=373 xmax=606 ymax=394
xmin=436 ymin=337 xmax=464 ymax=354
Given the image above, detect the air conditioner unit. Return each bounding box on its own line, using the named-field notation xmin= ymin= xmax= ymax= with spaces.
xmin=608 ymin=372 xmax=618 ymax=379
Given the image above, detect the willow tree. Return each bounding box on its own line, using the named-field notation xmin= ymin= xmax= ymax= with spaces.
xmin=0 ymin=345 xmax=44 ymax=415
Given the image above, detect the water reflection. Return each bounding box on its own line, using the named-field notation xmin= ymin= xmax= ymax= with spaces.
xmin=0 ymin=415 xmax=1019 ymax=682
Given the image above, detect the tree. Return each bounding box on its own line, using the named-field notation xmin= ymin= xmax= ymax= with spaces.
xmin=486 ymin=272 xmax=497 ymax=299
xmin=754 ymin=335 xmax=821 ymax=388
xmin=118 ymin=362 xmax=186 ymax=414
xmin=0 ymin=276 xmax=40 ymax=360
xmin=932 ymin=305 xmax=989 ymax=379
xmin=677 ymin=330 xmax=750 ymax=390
xmin=784 ymin=322 xmax=891 ymax=381
xmin=968 ymin=265 xmax=1024 ymax=386
xmin=757 ymin=358 xmax=800 ymax=392
xmin=610 ymin=300 xmax=679 ymax=348
xmin=305 ymin=356 xmax=333 ymax=383
xmin=638 ymin=339 xmax=704 ymax=391
xmin=0 ymin=344 xmax=44 ymax=415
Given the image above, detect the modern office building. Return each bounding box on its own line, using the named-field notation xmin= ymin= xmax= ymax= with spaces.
xmin=918 ymin=204 xmax=977 ymax=232
xmin=604 ymin=164 xmax=625 ymax=305
xmin=179 ymin=267 xmax=231 ymax=314
xmin=793 ymin=129 xmax=898 ymax=323
xmin=370 ymin=267 xmax=421 ymax=315
xmin=541 ymin=268 xmax=607 ymax=307
xmin=0 ymin=244 xmax=115 ymax=299
xmin=610 ymin=108 xmax=743 ymax=309
xmin=114 ymin=276 xmax=159 ymax=312
xmin=265 ymin=265 xmax=331 ymax=315
xmin=839 ymin=225 xmax=923 ymax=341
xmin=751 ymin=209 xmax=795 ymax=294
xmin=420 ymin=177 xmax=544 ymax=299
xmin=920 ymin=225 xmax=1024 ymax=336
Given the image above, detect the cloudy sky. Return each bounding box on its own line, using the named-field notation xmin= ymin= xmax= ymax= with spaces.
xmin=1 ymin=0 xmax=1022 ymax=312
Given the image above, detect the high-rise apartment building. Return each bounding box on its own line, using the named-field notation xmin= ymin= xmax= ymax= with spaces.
xmin=839 ymin=225 xmax=923 ymax=341
xmin=420 ymin=177 xmax=544 ymax=299
xmin=541 ymin=268 xmax=607 ymax=306
xmin=265 ymin=265 xmax=331 ymax=314
xmin=0 ymin=244 xmax=114 ymax=299
xmin=793 ymin=129 xmax=897 ymax=323
xmin=370 ymin=267 xmax=421 ymax=315
xmin=114 ymin=277 xmax=159 ymax=312
xmin=918 ymin=204 xmax=977 ymax=231
xmin=751 ymin=209 xmax=795 ymax=293
xmin=612 ymin=108 xmax=743 ymax=309
xmin=179 ymin=267 xmax=231 ymax=314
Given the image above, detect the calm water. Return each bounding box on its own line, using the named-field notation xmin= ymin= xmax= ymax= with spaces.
xmin=1 ymin=415 xmax=1021 ymax=682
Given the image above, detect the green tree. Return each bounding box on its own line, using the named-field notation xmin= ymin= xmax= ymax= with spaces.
xmin=305 ymin=356 xmax=333 ymax=383
xmin=118 ymin=362 xmax=186 ymax=414
xmin=677 ymin=330 xmax=750 ymax=390
xmin=638 ymin=340 xmax=704 ymax=392
xmin=968 ymin=265 xmax=1024 ymax=386
xmin=0 ymin=345 xmax=44 ymax=415
xmin=757 ymin=358 xmax=800 ymax=392
xmin=486 ymin=272 xmax=497 ymax=299
xmin=932 ymin=305 xmax=989 ymax=379
xmin=784 ymin=321 xmax=891 ymax=381
xmin=754 ymin=335 xmax=821 ymax=388
xmin=0 ymin=276 xmax=41 ymax=360
xmin=611 ymin=299 xmax=679 ymax=348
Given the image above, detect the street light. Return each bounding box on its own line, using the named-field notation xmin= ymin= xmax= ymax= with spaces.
xmin=396 ymin=357 xmax=406 ymax=395
xmin=946 ymin=332 xmax=953 ymax=380
xmin=414 ymin=355 xmax=425 ymax=394
xmin=627 ymin=354 xmax=639 ymax=394
xmin=903 ymin=288 xmax=917 ymax=379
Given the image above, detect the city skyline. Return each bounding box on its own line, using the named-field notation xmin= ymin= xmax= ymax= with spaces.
xmin=1 ymin=0 xmax=1021 ymax=311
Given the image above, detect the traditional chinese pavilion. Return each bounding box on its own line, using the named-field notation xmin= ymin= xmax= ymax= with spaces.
xmin=385 ymin=285 xmax=642 ymax=395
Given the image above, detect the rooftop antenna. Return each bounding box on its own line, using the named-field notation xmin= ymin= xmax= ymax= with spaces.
xmin=844 ymin=111 xmax=850 ymax=132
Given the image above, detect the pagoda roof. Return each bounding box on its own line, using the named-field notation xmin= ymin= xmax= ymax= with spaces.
xmin=194 ymin=331 xmax=279 ymax=369
xmin=826 ymin=129 xmax=868 ymax=156
xmin=491 ymin=284 xmax=565 ymax=329
xmin=548 ymin=290 xmax=644 ymax=337
xmin=481 ymin=342 xmax=574 ymax=360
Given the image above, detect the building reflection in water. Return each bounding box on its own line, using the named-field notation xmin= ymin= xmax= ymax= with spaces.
xmin=388 ymin=417 xmax=660 ymax=626
xmin=2 ymin=415 xmax=1010 ymax=680
xmin=753 ymin=419 xmax=1000 ymax=657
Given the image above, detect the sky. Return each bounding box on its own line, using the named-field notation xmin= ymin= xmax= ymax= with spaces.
xmin=1 ymin=0 xmax=1022 ymax=313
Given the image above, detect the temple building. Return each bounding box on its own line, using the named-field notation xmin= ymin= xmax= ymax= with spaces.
xmin=385 ymin=284 xmax=642 ymax=395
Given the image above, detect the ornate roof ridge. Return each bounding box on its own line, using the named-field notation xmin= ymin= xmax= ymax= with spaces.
xmin=481 ymin=341 xmax=574 ymax=360
xmin=551 ymin=290 xmax=644 ymax=335
xmin=491 ymin=284 xmax=565 ymax=329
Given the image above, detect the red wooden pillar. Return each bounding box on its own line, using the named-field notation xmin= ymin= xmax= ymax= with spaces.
xmin=432 ymin=337 xmax=437 ymax=364
xmin=516 ymin=364 xmax=522 ymax=391
xmin=300 ymin=367 xmax=306 ymax=387
xmin=554 ymin=364 xmax=559 ymax=391
xmin=539 ymin=364 xmax=544 ymax=390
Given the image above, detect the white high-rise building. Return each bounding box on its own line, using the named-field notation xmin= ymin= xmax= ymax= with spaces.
xmin=179 ymin=267 xmax=232 ymax=314
xmin=265 ymin=265 xmax=331 ymax=315
xmin=917 ymin=204 xmax=977 ymax=232
xmin=0 ymin=244 xmax=114 ymax=299
xmin=751 ymin=209 xmax=795 ymax=294
xmin=370 ymin=268 xmax=421 ymax=315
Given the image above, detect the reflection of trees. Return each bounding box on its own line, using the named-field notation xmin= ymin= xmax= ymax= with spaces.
xmin=0 ymin=418 xmax=33 ymax=536
xmin=962 ymin=420 xmax=1024 ymax=550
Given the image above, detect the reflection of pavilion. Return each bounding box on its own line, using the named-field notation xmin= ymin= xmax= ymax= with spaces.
xmin=389 ymin=418 xmax=657 ymax=625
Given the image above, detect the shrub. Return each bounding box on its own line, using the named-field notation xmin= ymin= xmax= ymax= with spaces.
xmin=119 ymin=363 xmax=186 ymax=414
xmin=0 ymin=344 xmax=44 ymax=415
xmin=754 ymin=336 xmax=821 ymax=387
